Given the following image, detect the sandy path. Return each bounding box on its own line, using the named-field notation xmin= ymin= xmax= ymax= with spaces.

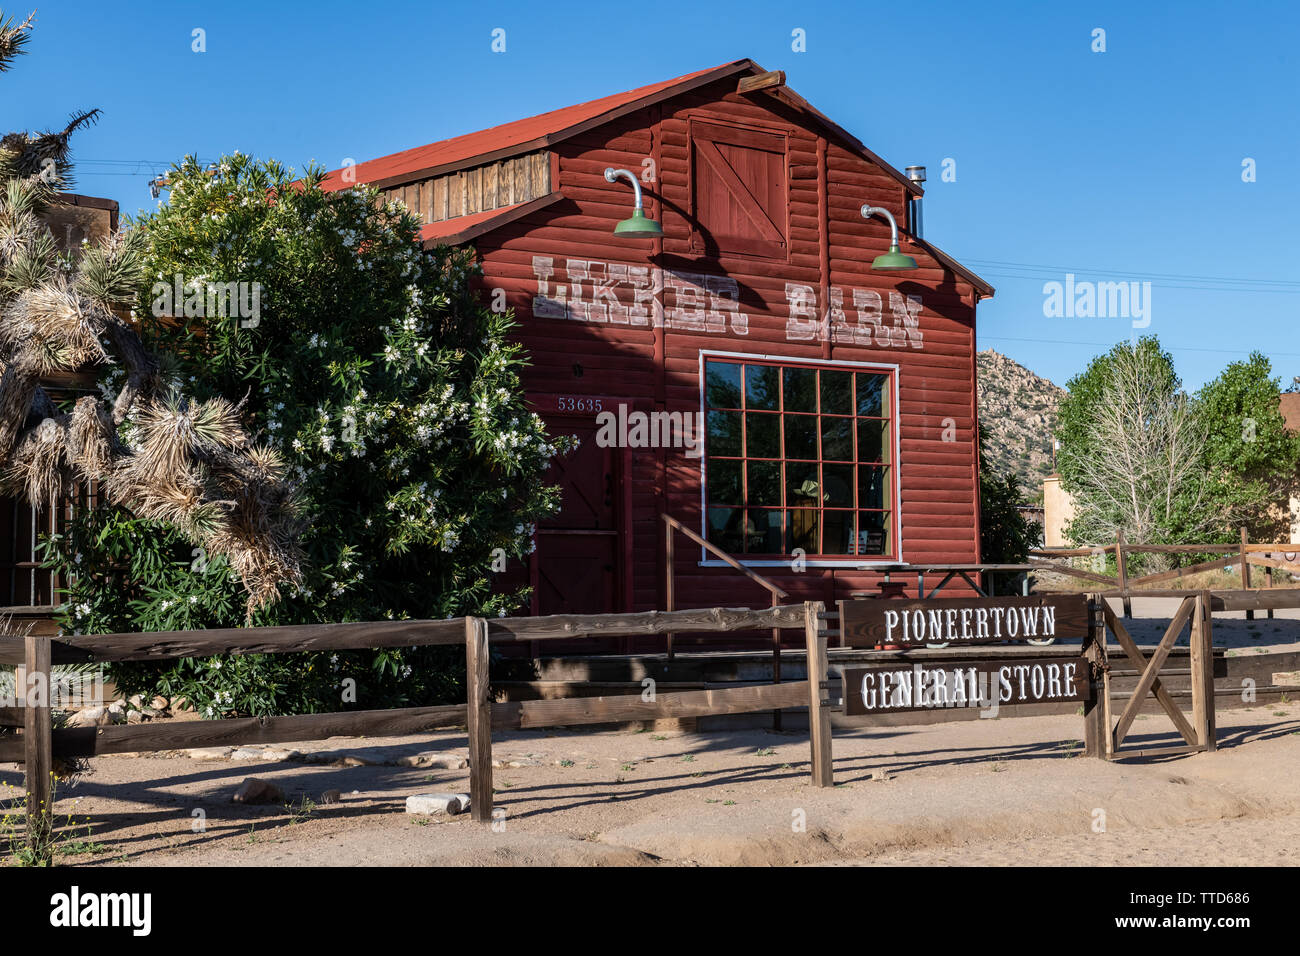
xmin=7 ymin=696 xmax=1295 ymax=867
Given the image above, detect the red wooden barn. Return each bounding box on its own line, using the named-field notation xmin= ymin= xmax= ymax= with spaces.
xmin=323 ymin=59 xmax=993 ymax=641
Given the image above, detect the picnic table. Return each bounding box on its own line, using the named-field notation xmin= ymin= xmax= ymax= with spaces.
xmin=850 ymin=563 xmax=1039 ymax=601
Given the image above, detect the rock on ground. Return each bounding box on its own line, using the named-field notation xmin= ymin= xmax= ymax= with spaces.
xmin=232 ymin=777 xmax=285 ymax=804
xmin=405 ymin=793 xmax=470 ymax=815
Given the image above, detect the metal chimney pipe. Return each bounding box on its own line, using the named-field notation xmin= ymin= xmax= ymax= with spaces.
xmin=905 ymin=165 xmax=926 ymax=239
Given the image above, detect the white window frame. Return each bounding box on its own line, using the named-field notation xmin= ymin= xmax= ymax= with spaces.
xmin=696 ymin=348 xmax=904 ymax=569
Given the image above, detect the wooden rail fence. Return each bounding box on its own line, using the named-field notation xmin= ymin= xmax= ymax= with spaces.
xmin=1033 ymin=529 xmax=1300 ymax=618
xmin=7 ymin=586 xmax=1297 ymax=861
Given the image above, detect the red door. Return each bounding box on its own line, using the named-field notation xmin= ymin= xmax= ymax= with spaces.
xmin=534 ymin=416 xmax=621 ymax=617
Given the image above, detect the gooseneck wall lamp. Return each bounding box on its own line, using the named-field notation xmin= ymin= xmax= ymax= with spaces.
xmin=860 ymin=204 xmax=918 ymax=271
xmin=604 ymin=167 xmax=663 ymax=237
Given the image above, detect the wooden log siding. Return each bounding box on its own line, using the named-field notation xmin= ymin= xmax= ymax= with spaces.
xmin=381 ymin=150 xmax=552 ymax=223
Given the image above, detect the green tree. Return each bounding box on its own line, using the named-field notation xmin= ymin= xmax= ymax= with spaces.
xmin=42 ymin=154 xmax=570 ymax=716
xmin=979 ymin=424 xmax=1040 ymax=566
xmin=1195 ymin=351 xmax=1300 ymax=541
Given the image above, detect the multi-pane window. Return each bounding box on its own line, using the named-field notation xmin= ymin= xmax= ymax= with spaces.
xmin=704 ymin=358 xmax=895 ymax=558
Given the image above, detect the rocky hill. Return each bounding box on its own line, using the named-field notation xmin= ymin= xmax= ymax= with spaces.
xmin=977 ymin=349 xmax=1065 ymax=503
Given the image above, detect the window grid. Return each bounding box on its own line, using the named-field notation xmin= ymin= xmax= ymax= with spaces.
xmin=704 ymin=358 xmax=894 ymax=559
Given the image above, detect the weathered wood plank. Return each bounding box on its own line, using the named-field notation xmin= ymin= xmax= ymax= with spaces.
xmin=0 ymin=638 xmax=94 ymax=666
xmin=482 ymin=163 xmax=498 ymax=211
xmin=737 ymin=70 xmax=786 ymax=94
xmin=466 ymin=617 xmax=493 ymax=824
xmin=3 ymin=606 xmax=808 ymax=667
xmin=489 ymin=605 xmax=805 ymax=641
xmin=0 ymin=703 xmax=479 ymax=762
xmin=448 ymin=171 xmax=465 ymax=218
xmin=1110 ymin=743 xmax=1209 ymax=760
xmin=515 ymin=679 xmax=809 ymax=729
xmin=1211 ymin=589 xmax=1300 ymax=611
xmin=24 ymin=635 xmax=53 ymax=862
xmin=1029 ymin=560 xmax=1118 ymax=587
xmin=433 ymin=175 xmax=448 ymax=222
xmin=1082 ymin=596 xmax=1104 ymax=758
xmin=1103 ymin=603 xmax=1197 ymax=746
xmin=806 ymin=601 xmax=833 ymax=787
xmin=1111 ymin=597 xmax=1195 ymax=748
xmin=1198 ymin=591 xmax=1217 ymax=751
xmin=533 ymin=151 xmax=550 ymax=195
xmin=44 ymin=618 xmax=467 ymax=663
xmin=1128 ymin=554 xmax=1239 ymax=587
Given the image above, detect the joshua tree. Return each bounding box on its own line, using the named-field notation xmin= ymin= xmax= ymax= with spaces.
xmin=0 ymin=10 xmax=301 ymax=615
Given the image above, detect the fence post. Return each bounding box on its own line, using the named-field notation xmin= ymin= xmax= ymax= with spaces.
xmin=1115 ymin=531 xmax=1131 ymax=618
xmin=664 ymin=522 xmax=675 ymax=661
xmin=1240 ymin=527 xmax=1253 ymax=621
xmin=23 ymin=634 xmax=53 ymax=863
xmin=1082 ymin=595 xmax=1107 ymax=759
xmin=804 ymin=601 xmax=833 ymax=787
xmin=465 ymin=617 xmax=493 ymax=824
xmin=771 ymin=591 xmax=782 ymax=732
xmin=1191 ymin=591 xmax=1217 ymax=752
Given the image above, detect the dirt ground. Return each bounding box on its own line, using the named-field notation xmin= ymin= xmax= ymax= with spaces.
xmin=6 ymin=694 xmax=1296 ymax=867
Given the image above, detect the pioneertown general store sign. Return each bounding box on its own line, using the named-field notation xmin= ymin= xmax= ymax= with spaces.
xmin=838 ymin=594 xmax=1091 ymax=647
xmin=837 ymin=595 xmax=1093 ymax=717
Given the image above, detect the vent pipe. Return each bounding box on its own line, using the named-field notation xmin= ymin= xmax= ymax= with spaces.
xmin=904 ymin=165 xmax=926 ymax=239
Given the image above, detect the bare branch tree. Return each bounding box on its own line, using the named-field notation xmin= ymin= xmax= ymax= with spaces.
xmin=1059 ymin=343 xmax=1210 ymax=568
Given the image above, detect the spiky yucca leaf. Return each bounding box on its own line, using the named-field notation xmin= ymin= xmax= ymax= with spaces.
xmin=1 ymin=227 xmax=57 ymax=292
xmin=189 ymin=396 xmax=247 ymax=450
xmin=76 ymin=228 xmax=146 ymax=308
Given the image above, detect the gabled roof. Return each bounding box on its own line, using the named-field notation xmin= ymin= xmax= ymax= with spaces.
xmin=321 ymin=60 xmax=993 ymax=299
xmin=321 ymin=59 xmax=922 ymax=196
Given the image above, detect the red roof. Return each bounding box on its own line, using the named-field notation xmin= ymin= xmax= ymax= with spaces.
xmin=419 ymin=204 xmax=523 ymax=243
xmin=417 ymin=193 xmax=563 ymax=249
xmin=321 ymin=61 xmax=745 ymax=191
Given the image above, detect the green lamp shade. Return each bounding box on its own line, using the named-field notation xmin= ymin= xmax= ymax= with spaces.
xmin=871 ymin=243 xmax=917 ymax=271
xmin=613 ymin=208 xmax=663 ymax=236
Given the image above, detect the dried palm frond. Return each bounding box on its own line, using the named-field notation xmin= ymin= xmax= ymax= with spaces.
xmin=67 ymin=396 xmax=116 ymax=481
xmin=128 ymin=393 xmax=248 ymax=488
xmin=1 ymin=278 xmax=109 ymax=370
xmin=7 ymin=415 xmax=69 ymax=505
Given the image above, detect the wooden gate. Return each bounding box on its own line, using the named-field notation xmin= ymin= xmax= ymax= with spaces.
xmin=1096 ymin=592 xmax=1217 ymax=760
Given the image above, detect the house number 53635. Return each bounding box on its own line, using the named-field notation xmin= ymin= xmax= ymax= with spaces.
xmin=557 ymin=397 xmax=603 ymax=412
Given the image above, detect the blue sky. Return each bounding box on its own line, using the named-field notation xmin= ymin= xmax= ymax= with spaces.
xmin=6 ymin=0 xmax=1297 ymax=390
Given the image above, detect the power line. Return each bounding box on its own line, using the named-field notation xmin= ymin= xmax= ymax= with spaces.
xmin=965 ymin=258 xmax=1300 ymax=295
xmin=979 ymin=334 xmax=1300 ymax=359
